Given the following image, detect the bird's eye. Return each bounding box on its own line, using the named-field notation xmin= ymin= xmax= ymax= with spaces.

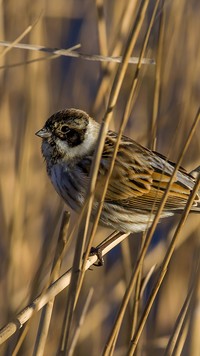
xmin=60 ymin=125 xmax=69 ymax=133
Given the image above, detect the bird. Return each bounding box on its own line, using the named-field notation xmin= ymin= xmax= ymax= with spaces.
xmin=36 ymin=108 xmax=200 ymax=233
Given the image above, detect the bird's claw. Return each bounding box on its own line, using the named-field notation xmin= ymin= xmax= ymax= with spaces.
xmin=90 ymin=247 xmax=104 ymax=266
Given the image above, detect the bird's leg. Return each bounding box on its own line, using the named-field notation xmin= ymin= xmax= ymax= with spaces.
xmin=89 ymin=231 xmax=122 ymax=267
xmin=90 ymin=246 xmax=104 ymax=266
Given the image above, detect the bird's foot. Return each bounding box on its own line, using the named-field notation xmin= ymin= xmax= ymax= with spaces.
xmin=90 ymin=247 xmax=104 ymax=266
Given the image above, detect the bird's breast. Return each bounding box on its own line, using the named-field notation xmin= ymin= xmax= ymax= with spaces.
xmin=49 ymin=163 xmax=87 ymax=211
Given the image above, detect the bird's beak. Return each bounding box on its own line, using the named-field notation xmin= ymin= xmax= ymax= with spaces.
xmin=35 ymin=128 xmax=51 ymax=138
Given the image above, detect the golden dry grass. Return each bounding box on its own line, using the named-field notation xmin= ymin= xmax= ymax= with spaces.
xmin=0 ymin=1 xmax=200 ymax=355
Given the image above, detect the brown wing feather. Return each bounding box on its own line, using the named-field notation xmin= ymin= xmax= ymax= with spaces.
xmin=95 ymin=131 xmax=199 ymax=212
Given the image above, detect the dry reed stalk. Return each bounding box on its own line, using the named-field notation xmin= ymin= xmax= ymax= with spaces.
xmin=0 ymin=1 xmax=200 ymax=355
xmin=67 ymin=288 xmax=94 ymax=356
xmin=32 ymin=211 xmax=70 ymax=356
xmin=0 ymin=41 xmax=154 ymax=65
xmin=149 ymin=0 xmax=165 ymax=151
xmin=92 ymin=0 xmax=139 ymax=114
xmin=103 ymin=108 xmax=200 ymax=355
xmin=0 ymin=231 xmax=129 ymax=345
xmin=128 ymin=174 xmax=200 ymax=355
xmin=164 ymin=285 xmax=195 ymax=355
xmin=60 ymin=2 xmax=151 ymax=353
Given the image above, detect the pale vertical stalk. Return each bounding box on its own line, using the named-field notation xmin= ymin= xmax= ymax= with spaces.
xmin=121 ymin=238 xmax=135 ymax=331
xmin=164 ymin=289 xmax=193 ymax=355
xmin=77 ymin=0 xmax=152 ymax=304
xmin=33 ymin=212 xmax=70 ymax=356
xmin=93 ymin=0 xmax=139 ymax=113
xmin=131 ymin=259 xmax=143 ymax=339
xmin=150 ymin=0 xmax=165 ymax=150
xmin=95 ymin=0 xmax=108 ymax=109
xmin=172 ymin=321 xmax=189 ymax=356
xmin=103 ymin=108 xmax=200 ymax=355
xmin=128 ymin=175 xmax=200 ymax=355
xmin=0 ymin=16 xmax=41 ymax=59
xmin=61 ymin=1 xmax=151 ymax=353
xmin=102 ymin=0 xmax=162 ymax=352
xmin=68 ymin=288 xmax=93 ymax=356
xmin=129 ymin=1 xmax=165 ymax=349
xmin=96 ymin=0 xmax=108 ymax=63
xmin=11 ymin=212 xmax=70 ymax=356
xmin=172 ymin=252 xmax=200 ymax=356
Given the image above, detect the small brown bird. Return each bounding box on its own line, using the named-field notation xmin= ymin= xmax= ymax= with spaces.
xmin=36 ymin=108 xmax=200 ymax=233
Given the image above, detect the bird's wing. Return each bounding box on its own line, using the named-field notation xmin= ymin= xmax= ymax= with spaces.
xmin=96 ymin=132 xmax=199 ymax=212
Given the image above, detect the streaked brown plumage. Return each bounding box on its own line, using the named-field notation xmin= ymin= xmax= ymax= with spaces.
xmin=36 ymin=108 xmax=200 ymax=232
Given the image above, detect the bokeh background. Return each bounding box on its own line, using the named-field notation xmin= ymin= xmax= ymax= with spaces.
xmin=0 ymin=0 xmax=200 ymax=355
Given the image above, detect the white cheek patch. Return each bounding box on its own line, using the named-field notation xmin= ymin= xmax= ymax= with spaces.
xmin=56 ymin=120 xmax=100 ymax=161
xmin=55 ymin=138 xmax=69 ymax=153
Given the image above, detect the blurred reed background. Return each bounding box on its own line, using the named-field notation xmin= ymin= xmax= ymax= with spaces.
xmin=0 ymin=0 xmax=200 ymax=355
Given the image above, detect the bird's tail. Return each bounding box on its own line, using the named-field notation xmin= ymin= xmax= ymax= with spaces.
xmin=190 ymin=165 xmax=200 ymax=178
xmin=189 ymin=165 xmax=200 ymax=213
